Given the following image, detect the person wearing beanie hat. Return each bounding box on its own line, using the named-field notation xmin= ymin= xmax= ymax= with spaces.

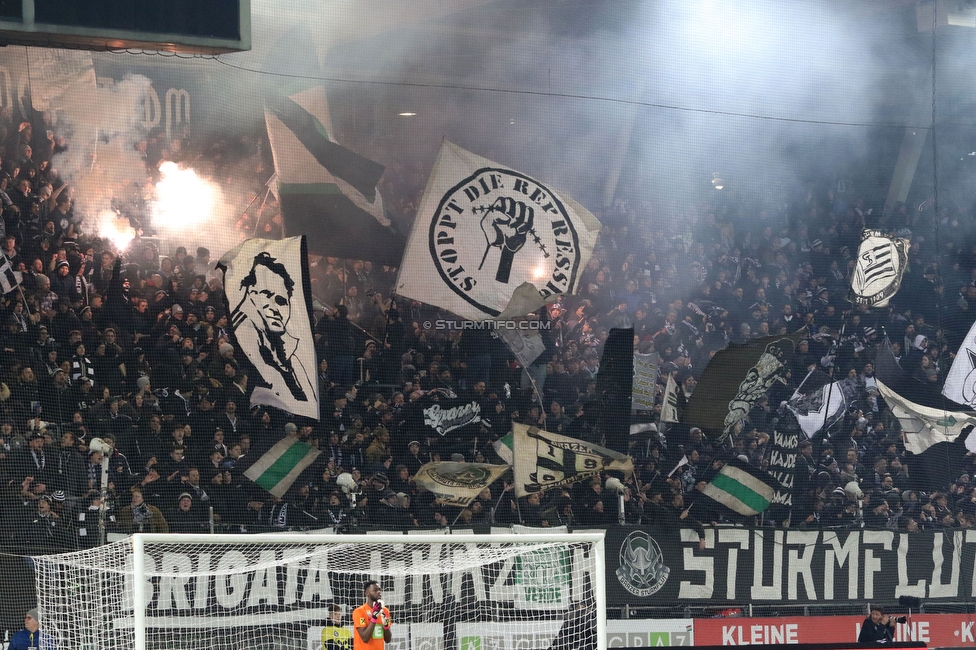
xmin=169 ymin=491 xmax=206 ymax=533
xmin=9 ymin=608 xmax=51 ymax=650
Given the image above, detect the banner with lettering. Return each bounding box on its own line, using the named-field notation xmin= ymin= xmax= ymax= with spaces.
xmin=402 ymin=390 xmax=484 ymax=443
xmin=764 ymin=422 xmax=803 ymax=524
xmin=694 ymin=614 xmax=969 ymax=647
xmin=632 ymin=353 xmax=659 ymax=411
xmin=606 ymin=525 xmax=976 ymax=607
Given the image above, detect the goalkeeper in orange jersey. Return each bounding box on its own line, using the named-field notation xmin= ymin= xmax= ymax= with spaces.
xmin=352 ymin=581 xmax=391 ymax=650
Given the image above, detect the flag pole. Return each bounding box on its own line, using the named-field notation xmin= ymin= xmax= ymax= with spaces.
xmin=2 ymin=250 xmax=30 ymax=316
xmin=489 ymin=484 xmax=507 ymax=525
xmin=17 ymin=283 xmax=31 ymax=316
xmin=236 ymin=174 xmax=275 ymax=237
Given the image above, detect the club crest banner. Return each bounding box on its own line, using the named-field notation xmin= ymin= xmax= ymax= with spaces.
xmin=849 ymin=229 xmax=909 ymax=308
xmin=413 ymin=462 xmax=509 ymax=507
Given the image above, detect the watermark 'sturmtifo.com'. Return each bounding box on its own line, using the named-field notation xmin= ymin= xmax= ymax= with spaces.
xmin=423 ymin=320 xmax=552 ymax=331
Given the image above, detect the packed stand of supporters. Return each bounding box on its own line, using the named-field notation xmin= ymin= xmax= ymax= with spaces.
xmin=2 ymin=106 xmax=976 ymax=548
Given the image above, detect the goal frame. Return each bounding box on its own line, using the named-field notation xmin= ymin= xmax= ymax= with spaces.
xmin=130 ymin=531 xmax=607 ymax=650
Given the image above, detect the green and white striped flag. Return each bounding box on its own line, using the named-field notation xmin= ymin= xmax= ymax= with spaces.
xmin=701 ymin=458 xmax=777 ymax=517
xmin=244 ymin=437 xmax=321 ymax=498
xmin=493 ymin=432 xmax=514 ymax=465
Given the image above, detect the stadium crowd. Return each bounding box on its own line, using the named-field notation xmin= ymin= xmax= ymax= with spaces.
xmin=0 ymin=103 xmax=973 ymax=550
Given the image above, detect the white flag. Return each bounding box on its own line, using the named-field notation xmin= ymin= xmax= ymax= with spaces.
xmin=218 ymin=236 xmax=319 ymax=420
xmin=661 ymin=373 xmax=680 ymax=423
xmin=944 ymin=319 xmax=976 ymax=408
xmin=849 ymin=229 xmax=909 ymax=308
xmin=786 ymin=379 xmax=853 ymax=438
xmin=0 ymin=253 xmax=21 ymax=295
xmin=496 ymin=326 xmax=545 ymax=368
xmin=396 ymin=141 xmax=602 ymax=322
xmin=876 ymin=378 xmax=976 ymax=454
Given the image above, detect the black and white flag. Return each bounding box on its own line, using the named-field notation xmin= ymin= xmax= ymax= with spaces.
xmin=218 ymin=236 xmax=319 ymax=420
xmin=0 ymin=252 xmax=21 ymax=295
xmin=660 ymin=373 xmax=680 ymax=423
xmin=848 ymin=229 xmax=909 ymax=308
xmin=396 ymin=141 xmax=602 ymax=322
xmin=944 ymin=319 xmax=976 ymax=408
xmin=786 ymin=371 xmax=861 ymax=438
xmin=512 ymin=423 xmax=633 ymax=497
xmin=686 ymin=329 xmax=806 ymax=446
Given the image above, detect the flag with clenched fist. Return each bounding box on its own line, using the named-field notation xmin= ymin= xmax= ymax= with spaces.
xmin=397 ymin=141 xmax=601 ymax=322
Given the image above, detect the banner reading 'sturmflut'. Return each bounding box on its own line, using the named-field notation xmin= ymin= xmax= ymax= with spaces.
xmin=218 ymin=236 xmax=319 ymax=420
xmin=396 ymin=141 xmax=602 ymax=322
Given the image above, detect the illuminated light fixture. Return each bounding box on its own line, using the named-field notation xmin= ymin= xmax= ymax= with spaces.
xmin=398 ymin=112 xmax=417 ymax=116
xmin=711 ymin=172 xmax=726 ymax=190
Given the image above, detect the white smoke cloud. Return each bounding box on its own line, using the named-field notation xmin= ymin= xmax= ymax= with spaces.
xmin=51 ymin=73 xmax=153 ymax=226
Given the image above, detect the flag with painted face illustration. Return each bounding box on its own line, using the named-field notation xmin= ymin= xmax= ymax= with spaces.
xmin=218 ymin=236 xmax=319 ymax=420
xmin=849 ymin=229 xmax=909 ymax=308
xmin=396 ymin=141 xmax=602 ymax=322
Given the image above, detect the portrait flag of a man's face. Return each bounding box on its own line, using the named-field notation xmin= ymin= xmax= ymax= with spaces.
xmin=218 ymin=236 xmax=319 ymax=420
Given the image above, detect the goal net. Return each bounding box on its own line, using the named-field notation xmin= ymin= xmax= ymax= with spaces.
xmin=32 ymin=532 xmax=606 ymax=650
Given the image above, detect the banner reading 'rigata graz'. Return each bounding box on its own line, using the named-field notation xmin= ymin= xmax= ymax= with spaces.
xmin=605 ymin=525 xmax=976 ymax=607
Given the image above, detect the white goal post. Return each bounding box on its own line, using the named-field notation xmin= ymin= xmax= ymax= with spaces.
xmin=33 ymin=532 xmax=607 ymax=650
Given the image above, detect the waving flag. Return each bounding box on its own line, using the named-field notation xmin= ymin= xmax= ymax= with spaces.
xmin=0 ymin=252 xmax=21 ymax=295
xmin=875 ymin=378 xmax=976 ymax=455
xmin=944 ymin=319 xmax=976 ymax=408
xmin=396 ymin=141 xmax=601 ymax=322
xmin=218 ymin=236 xmax=319 ymax=420
xmin=244 ymin=437 xmax=321 ymax=498
xmin=786 ymin=372 xmax=861 ymax=438
xmin=263 ymin=27 xmax=402 ymax=265
xmin=661 ymin=373 xmax=680 ymax=424
xmin=701 ymin=457 xmax=779 ymax=518
xmin=512 ymin=423 xmax=633 ymax=497
xmin=849 ymin=230 xmax=909 ymax=308
xmin=686 ymin=329 xmax=806 ymax=446
xmin=413 ymin=462 xmax=510 ymax=507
